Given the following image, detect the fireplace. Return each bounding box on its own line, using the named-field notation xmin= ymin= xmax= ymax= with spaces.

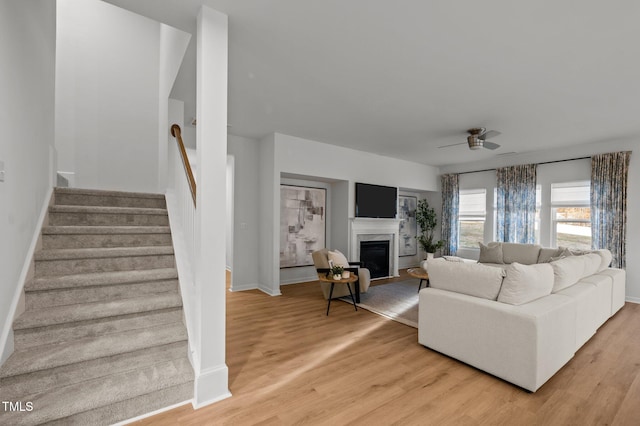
xmin=360 ymin=240 xmax=390 ymax=279
xmin=349 ymin=218 xmax=402 ymax=278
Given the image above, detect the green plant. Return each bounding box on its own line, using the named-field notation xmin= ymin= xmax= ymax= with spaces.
xmin=415 ymin=199 xmax=444 ymax=254
xmin=330 ymin=265 xmax=344 ymax=276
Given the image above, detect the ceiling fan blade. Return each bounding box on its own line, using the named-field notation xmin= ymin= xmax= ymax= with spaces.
xmin=437 ymin=142 xmax=467 ymax=149
xmin=483 ymin=141 xmax=501 ymax=150
xmin=479 ymin=130 xmax=501 ymax=140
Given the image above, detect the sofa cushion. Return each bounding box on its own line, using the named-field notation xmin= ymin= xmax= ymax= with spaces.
xmin=593 ymin=249 xmax=613 ymax=272
xmin=502 ymin=243 xmax=542 ymax=265
xmin=538 ymin=248 xmax=564 ymax=263
xmin=550 ymin=253 xmax=601 ymax=292
xmin=427 ymin=258 xmax=505 ymax=300
xmin=498 ymin=263 xmax=554 ymax=305
xmin=478 ymin=242 xmax=504 ymax=264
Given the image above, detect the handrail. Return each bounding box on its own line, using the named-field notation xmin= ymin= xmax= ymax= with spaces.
xmin=170 ymin=124 xmax=197 ymax=206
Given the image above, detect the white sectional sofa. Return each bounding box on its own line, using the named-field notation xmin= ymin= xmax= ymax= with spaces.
xmin=418 ymin=242 xmax=626 ymax=392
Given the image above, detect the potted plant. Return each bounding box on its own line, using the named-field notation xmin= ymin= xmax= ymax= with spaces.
xmin=415 ymin=199 xmax=444 ymax=261
xmin=330 ymin=265 xmax=344 ymax=280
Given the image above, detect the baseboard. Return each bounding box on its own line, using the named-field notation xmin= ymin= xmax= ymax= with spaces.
xmin=229 ymin=282 xmax=259 ymax=292
xmin=193 ymin=364 xmax=231 ymax=409
xmin=626 ymin=296 xmax=640 ymax=304
xmin=258 ymin=283 xmax=281 ymax=296
xmin=0 ymin=186 xmax=53 ymax=366
xmin=56 ymin=171 xmax=75 ymax=187
xmin=279 ymin=275 xmax=317 ymax=285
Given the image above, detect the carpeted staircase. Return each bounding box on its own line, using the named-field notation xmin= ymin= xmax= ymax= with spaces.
xmin=0 ymin=188 xmax=193 ymax=425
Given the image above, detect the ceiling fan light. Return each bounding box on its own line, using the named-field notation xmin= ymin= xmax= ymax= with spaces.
xmin=467 ymin=135 xmax=483 ymax=150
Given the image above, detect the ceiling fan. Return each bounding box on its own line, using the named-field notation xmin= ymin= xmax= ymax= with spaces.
xmin=438 ymin=128 xmax=502 ymax=151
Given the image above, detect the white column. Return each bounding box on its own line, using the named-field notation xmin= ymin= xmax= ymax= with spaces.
xmin=193 ymin=5 xmax=230 ymax=407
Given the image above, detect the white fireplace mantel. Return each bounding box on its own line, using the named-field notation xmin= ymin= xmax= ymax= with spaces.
xmin=349 ymin=218 xmax=402 ymax=277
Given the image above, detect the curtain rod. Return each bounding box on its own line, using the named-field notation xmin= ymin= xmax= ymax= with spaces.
xmin=455 ymin=156 xmax=591 ymax=175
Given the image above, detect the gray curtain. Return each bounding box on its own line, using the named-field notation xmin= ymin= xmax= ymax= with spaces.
xmin=496 ymin=164 xmax=537 ymax=243
xmin=440 ymin=174 xmax=459 ymax=256
xmin=591 ymin=151 xmax=631 ymax=269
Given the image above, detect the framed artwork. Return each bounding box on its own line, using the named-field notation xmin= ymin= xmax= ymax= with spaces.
xmin=398 ymin=195 xmax=418 ymax=256
xmin=280 ymin=185 xmax=326 ymax=268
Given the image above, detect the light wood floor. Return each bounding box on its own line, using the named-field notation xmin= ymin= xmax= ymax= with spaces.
xmin=135 ymin=271 xmax=640 ymax=425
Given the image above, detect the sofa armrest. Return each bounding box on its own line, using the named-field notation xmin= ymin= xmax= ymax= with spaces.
xmin=418 ymin=288 xmax=576 ymax=391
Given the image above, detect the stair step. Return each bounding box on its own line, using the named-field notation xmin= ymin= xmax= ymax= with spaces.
xmin=49 ymin=205 xmax=169 ymax=227
xmin=55 ymin=187 xmax=166 ymax=209
xmin=15 ymin=307 xmax=183 ymax=349
xmin=0 ymin=187 xmax=193 ymax=423
xmin=34 ymin=246 xmax=175 ymax=277
xmin=0 ymin=357 xmax=192 ymax=426
xmin=14 ymin=293 xmax=182 ymax=330
xmin=0 ymin=322 xmax=188 ymax=379
xmin=48 ymin=382 xmax=193 ymax=426
xmin=27 ymin=268 xmax=178 ymax=291
xmin=42 ymin=226 xmax=172 ymax=249
xmin=25 ymin=279 xmax=178 ymax=310
xmin=1 ymin=341 xmax=188 ymax=400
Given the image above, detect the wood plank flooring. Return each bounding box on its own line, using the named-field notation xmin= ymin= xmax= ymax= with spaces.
xmin=134 ymin=271 xmax=640 ymax=425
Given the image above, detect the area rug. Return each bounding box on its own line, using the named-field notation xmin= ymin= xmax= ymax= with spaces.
xmin=340 ymin=279 xmax=420 ymax=328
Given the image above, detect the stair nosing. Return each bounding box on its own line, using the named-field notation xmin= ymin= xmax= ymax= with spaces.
xmin=13 ymin=293 xmax=183 ymax=330
xmin=0 ymin=341 xmax=189 ymax=401
xmin=34 ymin=246 xmax=174 ymax=261
xmin=42 ymin=225 xmax=172 ymax=235
xmin=54 ymin=187 xmax=166 ymax=200
xmin=0 ymin=322 xmax=189 ymax=379
xmin=14 ymin=307 xmax=184 ymax=350
xmin=49 ymin=205 xmax=168 ymax=215
xmin=27 ymin=268 xmax=179 ymax=291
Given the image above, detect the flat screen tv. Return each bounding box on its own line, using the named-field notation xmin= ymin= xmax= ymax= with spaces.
xmin=355 ymin=182 xmax=397 ymax=218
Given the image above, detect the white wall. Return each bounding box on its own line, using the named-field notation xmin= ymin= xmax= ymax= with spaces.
xmin=227 ymin=135 xmax=260 ymax=291
xmin=441 ymin=139 xmax=639 ymax=302
xmin=170 ymin=41 xmax=197 ymax=149
xmin=158 ymin=24 xmax=191 ymax=192
xmin=0 ymin=0 xmax=56 ymax=364
xmin=258 ymin=134 xmax=280 ymax=295
xmin=56 ymin=0 xmax=162 ymax=193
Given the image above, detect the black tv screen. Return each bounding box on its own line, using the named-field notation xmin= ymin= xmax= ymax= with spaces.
xmin=355 ymin=183 xmax=397 ymax=218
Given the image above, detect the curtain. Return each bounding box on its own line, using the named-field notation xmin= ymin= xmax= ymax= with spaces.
xmin=496 ymin=164 xmax=537 ymax=243
xmin=591 ymin=151 xmax=631 ymax=269
xmin=440 ymin=174 xmax=459 ymax=256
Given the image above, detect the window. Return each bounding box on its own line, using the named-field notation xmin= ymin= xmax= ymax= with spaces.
xmin=551 ymin=181 xmax=591 ymax=250
xmin=459 ymin=189 xmax=486 ymax=249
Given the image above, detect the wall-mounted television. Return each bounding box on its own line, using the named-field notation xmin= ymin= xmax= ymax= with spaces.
xmin=355 ymin=182 xmax=397 ymax=218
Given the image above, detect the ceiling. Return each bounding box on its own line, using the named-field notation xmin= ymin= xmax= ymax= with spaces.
xmin=104 ymin=0 xmax=640 ymax=166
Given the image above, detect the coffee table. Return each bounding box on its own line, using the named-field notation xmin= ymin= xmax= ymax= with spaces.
xmin=407 ymin=267 xmax=429 ymax=291
xmin=318 ymin=274 xmax=358 ymax=315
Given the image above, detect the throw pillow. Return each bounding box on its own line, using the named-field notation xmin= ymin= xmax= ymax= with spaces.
xmin=478 ymin=242 xmax=504 ymax=264
xmin=549 ymin=247 xmax=574 ymax=262
xmin=428 ymin=258 xmax=506 ymax=300
xmin=497 ymin=262 xmax=554 ymax=305
xmin=501 ymin=243 xmax=542 ymax=265
xmin=327 ymin=250 xmax=349 ymax=268
xmin=550 ymin=253 xmax=600 ymax=292
xmin=594 ymin=249 xmax=613 ymax=271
